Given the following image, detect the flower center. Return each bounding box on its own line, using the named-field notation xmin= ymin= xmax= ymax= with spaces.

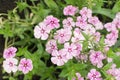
xmin=58 ymin=55 xmax=62 ymax=59
xmin=94 ymin=54 xmax=99 ymax=58
xmin=24 ymin=63 xmax=28 ymax=67
xmin=8 ymin=51 xmax=12 ymax=55
xmin=9 ymin=62 xmax=13 ymax=67
xmin=50 ymin=20 xmax=55 ymax=24
xmin=92 ymin=74 xmax=97 ymax=78
xmin=60 ymin=34 xmax=64 ymax=37
xmin=68 ymin=48 xmax=72 ymax=53
xmin=51 ymin=45 xmax=55 ymax=49
xmin=41 ymin=29 xmax=45 ymax=33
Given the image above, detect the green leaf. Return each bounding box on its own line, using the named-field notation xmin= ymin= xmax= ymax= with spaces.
xmin=65 ymin=0 xmax=76 ymax=5
xmin=74 ymin=63 xmax=87 ymax=71
xmin=93 ymin=8 xmax=115 ymax=19
xmin=9 ymin=77 xmax=15 ymax=80
xmin=102 ymin=63 xmax=112 ymax=71
xmin=17 ymin=2 xmax=28 ymax=12
xmin=0 ymin=23 xmax=14 ymax=37
xmin=107 ymin=49 xmax=116 ymax=58
xmin=24 ymin=72 xmax=32 ymax=80
xmin=44 ymin=0 xmax=58 ymax=9
xmin=112 ymin=1 xmax=120 ymax=13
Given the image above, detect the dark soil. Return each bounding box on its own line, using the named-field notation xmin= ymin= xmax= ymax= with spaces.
xmin=0 ymin=0 xmax=16 ymax=80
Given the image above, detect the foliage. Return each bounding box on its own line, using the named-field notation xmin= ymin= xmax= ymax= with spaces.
xmin=0 ymin=0 xmax=120 ymax=80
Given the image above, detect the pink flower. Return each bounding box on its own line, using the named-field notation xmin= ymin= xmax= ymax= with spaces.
xmin=64 ymin=42 xmax=78 ymax=59
xmin=89 ymin=50 xmax=105 ymax=68
xmin=105 ymin=30 xmax=118 ymax=47
xmin=71 ymin=28 xmax=85 ymax=42
xmin=83 ymin=24 xmax=96 ymax=35
xmin=63 ymin=5 xmax=78 ymax=16
xmin=3 ymin=58 xmax=18 ymax=73
xmin=113 ymin=18 xmax=120 ymax=29
xmin=72 ymin=72 xmax=84 ymax=80
xmin=107 ymin=57 xmax=113 ymax=63
xmin=93 ymin=32 xmax=101 ymax=42
xmin=44 ymin=15 xmax=60 ymax=30
xmin=87 ymin=69 xmax=102 ymax=80
xmin=80 ymin=7 xmax=92 ymax=18
xmin=34 ymin=22 xmax=50 ymax=40
xmin=51 ymin=50 xmax=68 ymax=66
xmin=76 ymin=16 xmax=87 ymax=29
xmin=104 ymin=22 xmax=116 ymax=32
xmin=88 ymin=16 xmax=100 ymax=25
xmin=54 ymin=28 xmax=72 ymax=44
xmin=75 ymin=53 xmax=88 ymax=62
xmin=74 ymin=43 xmax=82 ymax=53
xmin=62 ymin=17 xmax=75 ymax=30
xmin=3 ymin=47 xmax=17 ymax=59
xmin=107 ymin=64 xmax=119 ymax=78
xmin=18 ymin=58 xmax=33 ymax=74
xmin=115 ymin=12 xmax=120 ymax=19
xmin=88 ymin=16 xmax=103 ymax=30
xmin=94 ymin=22 xmax=104 ymax=30
xmin=46 ymin=39 xmax=58 ymax=54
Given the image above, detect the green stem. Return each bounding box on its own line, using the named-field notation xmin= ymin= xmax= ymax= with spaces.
xmin=5 ymin=37 xmax=8 ymax=49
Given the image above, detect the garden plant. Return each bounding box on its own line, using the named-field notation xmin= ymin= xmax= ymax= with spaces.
xmin=0 ymin=0 xmax=120 ymax=80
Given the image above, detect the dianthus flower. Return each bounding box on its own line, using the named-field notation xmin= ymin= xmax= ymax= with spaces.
xmin=62 ymin=17 xmax=75 ymax=30
xmin=54 ymin=28 xmax=72 ymax=44
xmin=46 ymin=39 xmax=58 ymax=54
xmin=63 ymin=42 xmax=78 ymax=59
xmin=89 ymin=50 xmax=105 ymax=68
xmin=44 ymin=15 xmax=60 ymax=30
xmin=3 ymin=58 xmax=18 ymax=73
xmin=71 ymin=28 xmax=85 ymax=42
xmin=63 ymin=5 xmax=78 ymax=16
xmin=80 ymin=7 xmax=92 ymax=18
xmin=88 ymin=16 xmax=103 ymax=30
xmin=93 ymin=32 xmax=101 ymax=42
xmin=105 ymin=30 xmax=118 ymax=47
xmin=76 ymin=16 xmax=87 ymax=29
xmin=72 ymin=72 xmax=84 ymax=80
xmin=34 ymin=22 xmax=50 ymax=40
xmin=83 ymin=24 xmax=96 ymax=35
xmin=3 ymin=47 xmax=17 ymax=59
xmin=87 ymin=69 xmax=103 ymax=80
xmin=18 ymin=58 xmax=33 ymax=74
xmin=104 ymin=22 xmax=116 ymax=32
xmin=51 ymin=49 xmax=68 ymax=66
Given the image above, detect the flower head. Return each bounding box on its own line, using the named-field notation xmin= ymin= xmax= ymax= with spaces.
xmin=105 ymin=30 xmax=118 ymax=47
xmin=3 ymin=58 xmax=18 ymax=73
xmin=72 ymin=72 xmax=84 ymax=80
xmin=64 ymin=42 xmax=78 ymax=59
xmin=34 ymin=22 xmax=50 ymax=40
xmin=104 ymin=22 xmax=116 ymax=32
xmin=46 ymin=39 xmax=58 ymax=54
xmin=89 ymin=50 xmax=105 ymax=68
xmin=80 ymin=7 xmax=92 ymax=18
xmin=87 ymin=69 xmax=102 ymax=80
xmin=63 ymin=5 xmax=78 ymax=16
xmin=76 ymin=16 xmax=87 ymax=29
xmin=71 ymin=28 xmax=85 ymax=42
xmin=62 ymin=17 xmax=75 ymax=30
xmin=18 ymin=58 xmax=33 ymax=74
xmin=44 ymin=15 xmax=60 ymax=30
xmin=3 ymin=47 xmax=17 ymax=59
xmin=51 ymin=49 xmax=68 ymax=66
xmin=54 ymin=28 xmax=72 ymax=44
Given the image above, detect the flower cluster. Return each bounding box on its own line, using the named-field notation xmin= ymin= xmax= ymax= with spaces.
xmin=3 ymin=47 xmax=33 ymax=74
xmin=107 ymin=64 xmax=120 ymax=80
xmin=34 ymin=5 xmax=120 ymax=79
